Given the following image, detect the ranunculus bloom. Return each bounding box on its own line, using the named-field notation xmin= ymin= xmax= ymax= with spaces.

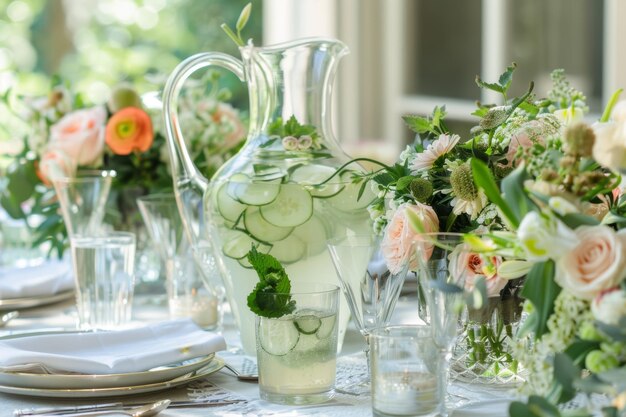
xmin=591 ymin=288 xmax=626 ymax=325
xmin=410 ymin=134 xmax=460 ymax=173
xmin=453 ymin=249 xmax=507 ymax=297
xmin=49 ymin=106 xmax=106 ymax=166
xmin=381 ymin=202 xmax=439 ymax=274
xmin=105 ymin=107 xmax=154 ymax=155
xmin=37 ymin=148 xmax=76 ymax=184
xmin=556 ymin=226 xmax=626 ymax=300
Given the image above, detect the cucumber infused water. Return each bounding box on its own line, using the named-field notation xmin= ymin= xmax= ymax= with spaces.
xmin=208 ymin=163 xmax=374 ymax=355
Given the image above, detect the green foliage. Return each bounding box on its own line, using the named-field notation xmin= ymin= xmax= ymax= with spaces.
xmin=521 ymin=261 xmax=560 ymax=339
xmin=509 ymin=395 xmax=564 ymax=417
xmin=246 ymin=246 xmax=295 ymax=318
xmin=471 ymin=158 xmax=519 ymax=228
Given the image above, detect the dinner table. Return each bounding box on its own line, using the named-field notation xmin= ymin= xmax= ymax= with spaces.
xmin=0 ymin=282 xmax=519 ymax=417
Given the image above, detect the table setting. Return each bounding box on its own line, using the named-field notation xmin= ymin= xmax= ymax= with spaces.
xmin=1 ymin=4 xmax=626 ymax=417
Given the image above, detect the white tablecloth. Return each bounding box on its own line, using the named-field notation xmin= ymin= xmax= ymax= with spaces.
xmin=0 ymin=292 xmax=517 ymax=416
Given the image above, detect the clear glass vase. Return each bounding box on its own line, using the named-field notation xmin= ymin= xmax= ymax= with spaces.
xmin=450 ymin=295 xmax=528 ymax=386
xmin=163 ymin=38 xmax=374 ymax=355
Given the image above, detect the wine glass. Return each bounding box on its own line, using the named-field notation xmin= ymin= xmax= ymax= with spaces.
xmin=327 ymin=234 xmax=410 ymax=395
xmin=415 ymin=232 xmax=470 ymax=416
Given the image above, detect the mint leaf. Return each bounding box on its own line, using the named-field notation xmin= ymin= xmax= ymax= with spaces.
xmin=246 ymin=246 xmax=295 ymax=318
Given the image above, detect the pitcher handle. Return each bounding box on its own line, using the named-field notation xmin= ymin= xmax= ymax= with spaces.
xmin=162 ymin=52 xmax=245 ymax=195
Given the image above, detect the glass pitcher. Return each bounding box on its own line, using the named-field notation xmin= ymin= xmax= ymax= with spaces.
xmin=162 ymin=38 xmax=374 ymax=355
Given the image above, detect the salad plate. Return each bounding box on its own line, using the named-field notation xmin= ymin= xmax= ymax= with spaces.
xmin=0 ymin=290 xmax=74 ymax=310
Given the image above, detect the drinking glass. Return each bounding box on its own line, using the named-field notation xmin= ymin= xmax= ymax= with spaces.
xmin=70 ymin=231 xmax=136 ymax=330
xmin=327 ymin=234 xmax=410 ymax=395
xmin=256 ymin=283 xmax=340 ymax=405
xmin=52 ymin=170 xmax=115 ymax=238
xmin=370 ymin=325 xmax=443 ymax=417
xmin=137 ymin=194 xmax=222 ymax=329
xmin=415 ymin=232 xmax=470 ymax=415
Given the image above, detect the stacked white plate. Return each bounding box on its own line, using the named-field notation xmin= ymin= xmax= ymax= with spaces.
xmin=0 ymin=260 xmax=74 ymax=309
xmin=0 ymin=319 xmax=226 ymax=397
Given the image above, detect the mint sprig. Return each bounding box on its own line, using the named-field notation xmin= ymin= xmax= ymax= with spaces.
xmin=246 ymin=246 xmax=295 ymax=318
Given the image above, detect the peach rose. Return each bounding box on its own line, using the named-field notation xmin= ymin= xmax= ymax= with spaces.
xmin=49 ymin=106 xmax=106 ymax=166
xmin=556 ymin=225 xmax=626 ymax=300
xmin=38 ymin=148 xmax=77 ymax=184
xmin=452 ymin=249 xmax=507 ymax=297
xmin=105 ymin=107 xmax=154 ymax=155
xmin=381 ymin=202 xmax=439 ymax=274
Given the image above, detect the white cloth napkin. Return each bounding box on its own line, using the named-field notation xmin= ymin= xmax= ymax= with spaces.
xmin=0 ymin=259 xmax=74 ymax=299
xmin=0 ymin=319 xmax=227 ymax=375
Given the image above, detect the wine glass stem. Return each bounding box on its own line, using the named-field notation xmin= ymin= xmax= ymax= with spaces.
xmin=439 ymin=348 xmax=452 ymax=417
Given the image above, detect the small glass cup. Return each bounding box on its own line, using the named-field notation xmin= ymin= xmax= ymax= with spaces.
xmin=70 ymin=231 xmax=136 ymax=330
xmin=256 ymin=283 xmax=340 ymax=405
xmin=370 ymin=325 xmax=443 ymax=417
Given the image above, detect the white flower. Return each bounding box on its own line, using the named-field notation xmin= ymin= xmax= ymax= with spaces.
xmin=398 ymin=145 xmax=416 ymax=165
xmin=592 ymin=289 xmax=626 ymax=325
xmin=592 ymin=101 xmax=626 ymax=172
xmin=548 ymin=196 xmax=579 ymax=216
xmin=409 ymin=134 xmax=460 ymax=173
xmin=553 ymin=107 xmax=584 ymax=125
xmin=450 ymin=189 xmax=488 ymax=220
xmin=517 ymin=212 xmax=578 ymax=261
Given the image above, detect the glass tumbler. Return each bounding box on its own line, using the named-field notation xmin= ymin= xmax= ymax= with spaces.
xmin=370 ymin=325 xmax=443 ymax=417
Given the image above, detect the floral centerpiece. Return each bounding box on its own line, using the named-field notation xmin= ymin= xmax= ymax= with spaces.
xmin=352 ymin=64 xmax=619 ymax=387
xmin=0 ymin=74 xmax=246 ymax=257
xmin=468 ymin=95 xmax=626 ymax=414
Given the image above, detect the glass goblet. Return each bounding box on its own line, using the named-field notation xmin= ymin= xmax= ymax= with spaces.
xmin=327 ymin=234 xmax=410 ymax=395
xmin=416 ymin=232 xmax=470 ymax=416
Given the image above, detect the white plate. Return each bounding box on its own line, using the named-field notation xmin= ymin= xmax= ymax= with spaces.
xmin=0 ymin=353 xmax=216 ymax=389
xmin=0 ymin=290 xmax=74 ymax=309
xmin=0 ymin=357 xmax=224 ymax=398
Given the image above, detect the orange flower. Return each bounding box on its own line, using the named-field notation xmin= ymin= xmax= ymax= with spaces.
xmin=105 ymin=107 xmax=153 ymax=155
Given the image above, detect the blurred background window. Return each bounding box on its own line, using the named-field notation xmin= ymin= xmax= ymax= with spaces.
xmin=1 ymin=0 xmax=625 ymax=160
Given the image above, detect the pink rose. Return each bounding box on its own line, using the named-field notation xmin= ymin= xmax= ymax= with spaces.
xmin=49 ymin=106 xmax=106 ymax=166
xmin=38 ymin=148 xmax=77 ymax=184
xmin=556 ymin=225 xmax=626 ymax=300
xmin=382 ymin=203 xmax=439 ymax=274
xmin=453 ymin=249 xmax=507 ymax=297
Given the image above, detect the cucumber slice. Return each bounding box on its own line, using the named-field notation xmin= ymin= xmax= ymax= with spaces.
xmin=294 ymin=314 xmax=322 ymax=335
xmin=258 ymin=318 xmax=300 ymax=356
xmin=222 ymin=230 xmax=271 ymax=260
xmin=244 ymin=208 xmax=294 ymax=242
xmin=315 ymin=313 xmax=337 ymax=339
xmin=270 ymin=235 xmax=306 ymax=264
xmin=290 ymin=164 xmax=344 ymax=198
xmin=327 ymin=172 xmax=376 ymax=211
xmin=227 ymin=174 xmax=281 ymax=206
xmin=216 ymin=182 xmax=247 ymax=223
xmin=260 ymin=185 xmax=313 ymax=227
xmin=292 ymin=215 xmax=329 ymax=256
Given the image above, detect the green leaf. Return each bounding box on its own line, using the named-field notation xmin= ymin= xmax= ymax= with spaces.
xmin=471 ymin=158 xmax=519 ymax=228
xmin=395 ymin=176 xmax=414 ymax=191
xmin=501 ymin=164 xmax=534 ymax=221
xmin=561 ymin=213 xmax=600 ymax=229
xmin=246 ymin=246 xmax=295 ymax=318
xmin=498 ymin=62 xmax=517 ymax=92
xmin=553 ymin=353 xmax=580 ymax=403
xmin=0 ymin=193 xmax=25 ymax=219
xmin=475 ymin=76 xmax=504 ymax=93
xmin=509 ymin=396 xmax=562 ymax=417
xmin=521 ymin=261 xmax=560 ymax=339
xmin=565 ymin=340 xmax=600 ymax=366
xmin=402 ymin=115 xmax=431 ymax=134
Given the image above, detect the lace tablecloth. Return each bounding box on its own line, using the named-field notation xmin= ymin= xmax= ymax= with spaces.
xmin=0 ymin=294 xmax=520 ymax=417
